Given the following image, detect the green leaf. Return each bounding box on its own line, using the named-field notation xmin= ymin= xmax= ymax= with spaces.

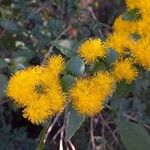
xmin=130 ymin=33 xmax=142 ymax=41
xmin=27 ymin=13 xmax=42 ymax=25
xmin=66 ymin=56 xmax=85 ymax=76
xmin=0 ymin=19 xmax=18 ymax=32
xmin=0 ymin=74 xmax=8 ymax=100
xmin=48 ymin=19 xmax=65 ymax=37
xmin=36 ymin=131 xmax=46 ymax=150
xmin=122 ymin=9 xmax=140 ymax=21
xmin=66 ymin=107 xmax=85 ymax=141
xmin=104 ymin=48 xmax=118 ymax=66
xmin=89 ymin=60 xmax=106 ymax=74
xmin=14 ymin=56 xmax=27 ymax=64
xmin=61 ymin=75 xmax=75 ymax=92
xmin=9 ymin=56 xmax=27 ymax=73
xmin=12 ymin=48 xmax=35 ymax=61
xmin=110 ymin=82 xmax=133 ymax=113
xmin=36 ymin=125 xmax=49 ymax=150
xmin=51 ymin=40 xmax=77 ymax=57
xmin=65 ymin=0 xmax=79 ymax=17
xmin=113 ymin=81 xmax=133 ymax=99
xmin=0 ymin=58 xmax=7 ymax=69
xmin=0 ymin=33 xmax=16 ymax=50
xmin=117 ymin=119 xmax=150 ymax=150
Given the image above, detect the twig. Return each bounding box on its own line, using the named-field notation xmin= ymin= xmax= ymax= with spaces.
xmin=88 ymin=6 xmax=104 ymax=39
xmin=87 ymin=6 xmax=112 ymax=30
xmin=51 ymin=126 xmax=64 ymax=143
xmin=59 ymin=126 xmax=64 ymax=150
xmin=58 ymin=103 xmax=69 ymax=149
xmin=88 ymin=7 xmax=97 ymax=20
xmin=90 ymin=117 xmax=96 ymax=150
xmin=123 ymin=113 xmax=150 ymax=130
xmin=42 ymin=26 xmax=71 ymax=65
xmin=68 ymin=140 xmax=76 ymax=150
xmin=105 ymin=104 xmax=112 ymax=110
xmin=0 ymin=29 xmax=5 ymax=38
xmin=44 ymin=114 xmax=60 ymax=143
xmin=0 ymin=99 xmax=10 ymax=106
xmin=100 ymin=115 xmax=119 ymax=144
xmin=34 ymin=2 xmax=50 ymax=14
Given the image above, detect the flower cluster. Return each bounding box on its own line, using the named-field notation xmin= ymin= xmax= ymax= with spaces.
xmin=70 ymin=0 xmax=150 ymax=116
xmin=6 ymin=0 xmax=150 ymax=124
xmin=78 ymin=38 xmax=106 ymax=63
xmin=112 ymin=59 xmax=138 ymax=84
xmin=7 ymin=55 xmax=66 ymax=124
xmin=106 ymin=0 xmax=150 ymax=70
xmin=70 ymin=72 xmax=115 ymax=116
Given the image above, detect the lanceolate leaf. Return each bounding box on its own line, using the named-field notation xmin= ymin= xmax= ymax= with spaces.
xmin=66 ymin=107 xmax=85 ymax=141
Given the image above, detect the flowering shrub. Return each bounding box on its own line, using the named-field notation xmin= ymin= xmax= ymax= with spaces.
xmin=7 ymin=0 xmax=150 ymax=122
xmin=2 ymin=0 xmax=150 ymax=149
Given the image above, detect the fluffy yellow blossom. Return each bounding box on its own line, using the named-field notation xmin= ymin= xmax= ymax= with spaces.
xmin=126 ymin=0 xmax=140 ymax=9
xmin=7 ymin=55 xmax=66 ymax=124
xmin=106 ymin=31 xmax=130 ymax=54
xmin=125 ymin=0 xmax=150 ymax=37
xmin=78 ymin=38 xmax=106 ymax=63
xmin=105 ymin=16 xmax=140 ymax=54
xmin=23 ymin=89 xmax=65 ymax=124
xmin=23 ymin=99 xmax=54 ymax=124
xmin=70 ymin=72 xmax=115 ymax=116
xmin=112 ymin=59 xmax=138 ymax=83
xmin=126 ymin=0 xmax=150 ymax=12
xmin=92 ymin=72 xmax=115 ymax=98
xmin=7 ymin=66 xmax=45 ymax=106
xmin=130 ymin=37 xmax=150 ymax=70
xmin=138 ymin=18 xmax=150 ymax=37
xmin=45 ymin=55 xmax=65 ymax=77
xmin=113 ymin=16 xmax=139 ymax=34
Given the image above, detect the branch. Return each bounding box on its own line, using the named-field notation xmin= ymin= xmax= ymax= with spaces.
xmin=44 ymin=114 xmax=60 ymax=143
xmin=90 ymin=117 xmax=96 ymax=149
xmin=42 ymin=26 xmax=71 ymax=65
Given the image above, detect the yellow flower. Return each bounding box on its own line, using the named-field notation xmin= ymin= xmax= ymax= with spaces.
xmin=126 ymin=0 xmax=150 ymax=11
xmin=112 ymin=59 xmax=138 ymax=83
xmin=7 ymin=66 xmax=45 ymax=106
xmin=125 ymin=0 xmax=150 ymax=38
xmin=92 ymin=72 xmax=115 ymax=98
xmin=45 ymin=55 xmax=65 ymax=77
xmin=138 ymin=18 xmax=150 ymax=37
xmin=113 ymin=16 xmax=139 ymax=34
xmin=7 ymin=55 xmax=66 ymax=124
xmin=130 ymin=37 xmax=150 ymax=70
xmin=23 ymin=99 xmax=54 ymax=124
xmin=78 ymin=38 xmax=106 ymax=63
xmin=23 ymin=89 xmax=65 ymax=124
xmin=106 ymin=31 xmax=130 ymax=54
xmin=70 ymin=72 xmax=115 ymax=116
xmin=105 ymin=16 xmax=140 ymax=54
xmin=126 ymin=0 xmax=140 ymax=9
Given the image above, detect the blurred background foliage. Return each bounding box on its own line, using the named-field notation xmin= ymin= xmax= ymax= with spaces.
xmin=0 ymin=0 xmax=150 ymax=150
